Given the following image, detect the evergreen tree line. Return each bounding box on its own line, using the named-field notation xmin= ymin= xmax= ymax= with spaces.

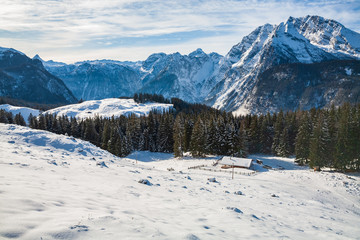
xmin=0 ymin=97 xmax=63 ymax=111
xmin=134 ymin=93 xmax=171 ymax=104
xmin=0 ymin=100 xmax=359 ymax=171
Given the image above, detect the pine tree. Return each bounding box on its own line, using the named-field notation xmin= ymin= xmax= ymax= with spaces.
xmin=295 ymin=112 xmax=312 ymax=165
xmin=173 ymin=114 xmax=185 ymax=157
xmin=272 ymin=110 xmax=283 ymax=156
xmin=259 ymin=113 xmax=273 ymax=154
xmin=14 ymin=113 xmax=26 ymax=126
xmin=190 ymin=117 xmax=206 ymax=157
xmin=335 ymin=104 xmax=351 ymax=171
xmin=38 ymin=114 xmax=47 ymax=130
xmin=107 ymin=128 xmax=117 ymax=154
xmin=309 ymin=113 xmax=331 ymax=170
xmin=183 ymin=118 xmax=193 ymax=152
xmin=232 ymin=123 xmax=248 ymax=157
xmin=327 ymin=105 xmax=337 ymax=167
xmin=0 ymin=110 xmax=9 ymax=124
xmin=28 ymin=113 xmax=36 ymax=128
xmin=249 ymin=115 xmax=260 ymax=154
xmin=70 ymin=117 xmax=80 ymax=138
xmin=101 ymin=121 xmax=111 ymax=150
xmin=84 ymin=119 xmax=99 ymax=145
xmin=277 ymin=127 xmax=291 ymax=157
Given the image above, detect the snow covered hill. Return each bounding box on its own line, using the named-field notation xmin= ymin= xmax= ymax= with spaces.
xmin=43 ymin=98 xmax=173 ymax=119
xmin=0 ymin=104 xmax=40 ymax=123
xmin=0 ymin=123 xmax=359 ymax=239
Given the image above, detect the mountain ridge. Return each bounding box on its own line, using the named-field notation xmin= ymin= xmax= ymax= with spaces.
xmin=5 ymin=15 xmax=359 ymax=114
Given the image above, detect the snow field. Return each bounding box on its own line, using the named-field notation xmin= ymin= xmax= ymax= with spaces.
xmin=0 ymin=104 xmax=40 ymax=123
xmin=1 ymin=98 xmax=173 ymax=123
xmin=44 ymin=98 xmax=173 ymax=119
xmin=0 ymin=123 xmax=359 ymax=239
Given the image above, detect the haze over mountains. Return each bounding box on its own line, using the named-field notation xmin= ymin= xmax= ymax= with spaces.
xmin=1 ymin=15 xmax=360 ymax=114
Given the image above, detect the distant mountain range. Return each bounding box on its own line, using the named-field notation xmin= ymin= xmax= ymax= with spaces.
xmin=1 ymin=15 xmax=359 ymax=114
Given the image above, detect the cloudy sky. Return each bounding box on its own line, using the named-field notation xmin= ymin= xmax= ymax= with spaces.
xmin=1 ymin=0 xmax=359 ymax=63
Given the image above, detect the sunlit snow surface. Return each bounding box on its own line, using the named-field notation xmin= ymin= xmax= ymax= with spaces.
xmin=0 ymin=123 xmax=359 ymax=239
xmin=44 ymin=98 xmax=173 ymax=119
xmin=0 ymin=104 xmax=40 ymax=123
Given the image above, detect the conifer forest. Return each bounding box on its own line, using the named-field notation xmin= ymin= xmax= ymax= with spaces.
xmin=1 ymin=94 xmax=359 ymax=172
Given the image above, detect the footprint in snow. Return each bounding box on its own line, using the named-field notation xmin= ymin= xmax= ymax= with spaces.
xmin=185 ymin=234 xmax=200 ymax=240
xmin=251 ymin=214 xmax=261 ymax=220
xmin=96 ymin=161 xmax=108 ymax=168
xmin=138 ymin=179 xmax=152 ymax=186
xmin=70 ymin=225 xmax=89 ymax=232
xmin=226 ymin=207 xmax=243 ymax=214
xmin=48 ymin=160 xmax=57 ymax=166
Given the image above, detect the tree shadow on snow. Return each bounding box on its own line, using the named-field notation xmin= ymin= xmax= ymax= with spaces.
xmin=249 ymin=154 xmax=308 ymax=172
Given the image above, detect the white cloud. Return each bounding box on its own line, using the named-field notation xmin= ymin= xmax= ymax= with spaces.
xmin=0 ymin=0 xmax=359 ymax=63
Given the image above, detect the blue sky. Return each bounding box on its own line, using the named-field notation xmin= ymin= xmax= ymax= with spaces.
xmin=0 ymin=0 xmax=359 ymax=63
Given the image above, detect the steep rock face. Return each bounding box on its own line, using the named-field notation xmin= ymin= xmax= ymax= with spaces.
xmin=0 ymin=48 xmax=77 ymax=104
xmin=207 ymin=15 xmax=360 ymax=115
xmin=42 ymin=59 xmax=142 ymax=100
xmin=252 ymin=60 xmax=360 ymax=113
xmin=139 ymin=49 xmax=222 ymax=102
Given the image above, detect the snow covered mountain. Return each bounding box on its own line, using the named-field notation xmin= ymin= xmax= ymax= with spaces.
xmin=40 ymin=57 xmax=142 ymax=101
xmin=33 ymin=15 xmax=360 ymax=114
xmin=0 ymin=47 xmax=77 ymax=104
xmin=41 ymin=49 xmax=222 ymax=103
xmin=1 ymin=123 xmax=359 ymax=239
xmin=139 ymin=49 xmax=222 ymax=102
xmin=207 ymin=15 xmax=360 ymax=115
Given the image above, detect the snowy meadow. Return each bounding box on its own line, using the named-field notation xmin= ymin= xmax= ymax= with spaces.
xmin=0 ymin=123 xmax=359 ymax=239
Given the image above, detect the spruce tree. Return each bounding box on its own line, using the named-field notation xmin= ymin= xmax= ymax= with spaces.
xmin=295 ymin=112 xmax=312 ymax=165
xmin=190 ymin=117 xmax=206 ymax=157
xmin=0 ymin=110 xmax=9 ymax=124
xmin=277 ymin=127 xmax=291 ymax=157
xmin=14 ymin=113 xmax=26 ymax=126
xmin=173 ymin=114 xmax=185 ymax=157
xmin=101 ymin=121 xmax=111 ymax=150
xmin=309 ymin=113 xmax=331 ymax=170
xmin=272 ymin=110 xmax=283 ymax=156
xmin=38 ymin=114 xmax=47 ymax=130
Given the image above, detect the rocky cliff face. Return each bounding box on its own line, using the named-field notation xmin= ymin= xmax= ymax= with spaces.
xmin=252 ymin=60 xmax=360 ymax=113
xmin=0 ymin=48 xmax=77 ymax=104
xmin=207 ymin=15 xmax=360 ymax=115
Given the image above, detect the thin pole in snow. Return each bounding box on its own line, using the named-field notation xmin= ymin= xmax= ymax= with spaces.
xmin=232 ymin=163 xmax=234 ymax=180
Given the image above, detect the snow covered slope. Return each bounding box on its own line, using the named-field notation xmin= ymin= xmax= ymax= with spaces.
xmin=206 ymin=15 xmax=360 ymax=115
xmin=44 ymin=98 xmax=173 ymax=119
xmin=0 ymin=123 xmax=359 ymax=239
xmin=0 ymin=104 xmax=40 ymax=123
